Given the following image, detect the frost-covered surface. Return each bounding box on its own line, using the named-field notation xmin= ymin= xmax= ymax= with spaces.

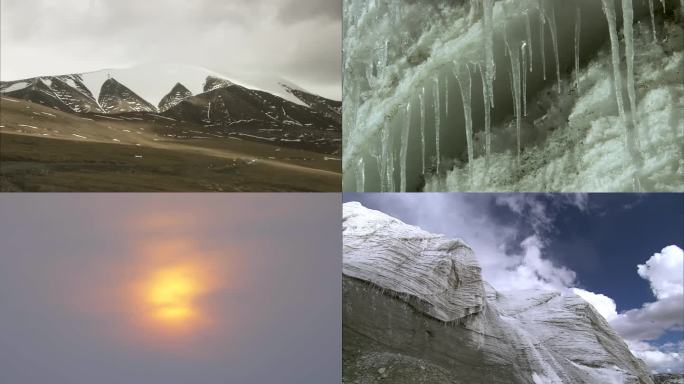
xmin=342 ymin=0 xmax=683 ymax=192
xmin=342 ymin=202 xmax=654 ymax=384
xmin=343 ymin=201 xmax=484 ymax=321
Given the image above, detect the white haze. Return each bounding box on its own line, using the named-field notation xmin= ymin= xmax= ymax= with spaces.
xmin=0 ymin=0 xmax=341 ymax=100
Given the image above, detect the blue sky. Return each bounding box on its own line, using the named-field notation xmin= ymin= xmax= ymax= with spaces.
xmin=343 ymin=193 xmax=684 ymax=373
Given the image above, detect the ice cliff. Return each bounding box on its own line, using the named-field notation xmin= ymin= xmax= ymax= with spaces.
xmin=342 ymin=0 xmax=683 ymax=192
xmin=342 ymin=202 xmax=654 ymax=384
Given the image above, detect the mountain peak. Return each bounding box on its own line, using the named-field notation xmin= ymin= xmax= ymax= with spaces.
xmin=203 ymin=76 xmax=234 ymax=93
xmin=99 ymin=77 xmax=157 ymax=114
xmin=159 ymin=82 xmax=193 ymax=112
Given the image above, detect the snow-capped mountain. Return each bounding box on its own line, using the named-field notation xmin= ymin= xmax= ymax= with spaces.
xmin=0 ymin=63 xmax=341 ymax=154
xmin=99 ymin=78 xmax=157 ymax=113
xmin=0 ymin=63 xmax=336 ymax=114
xmin=203 ymin=76 xmax=234 ymax=93
xmin=342 ymin=202 xmax=654 ymax=384
xmin=158 ymin=83 xmax=192 ymax=113
xmin=0 ymin=74 xmax=104 ymax=114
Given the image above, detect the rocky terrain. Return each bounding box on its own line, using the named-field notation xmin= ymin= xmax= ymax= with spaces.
xmin=342 ymin=202 xmax=655 ymax=384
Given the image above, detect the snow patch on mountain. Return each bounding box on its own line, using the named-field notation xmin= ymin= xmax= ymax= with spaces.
xmin=78 ymin=63 xmax=310 ymax=107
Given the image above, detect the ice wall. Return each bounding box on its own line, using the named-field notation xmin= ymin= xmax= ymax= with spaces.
xmin=342 ymin=0 xmax=683 ymax=192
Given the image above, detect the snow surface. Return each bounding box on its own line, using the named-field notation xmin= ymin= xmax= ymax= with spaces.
xmin=2 ymin=81 xmax=29 ymax=93
xmin=77 ymin=63 xmax=310 ymax=107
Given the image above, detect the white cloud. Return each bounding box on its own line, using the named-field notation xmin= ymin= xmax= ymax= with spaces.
xmin=536 ymin=245 xmax=684 ymax=373
xmin=515 ymin=236 xmax=577 ymax=290
xmin=637 ymin=245 xmax=684 ymax=300
xmin=599 ymin=245 xmax=684 ymax=374
xmin=493 ymin=194 xmax=588 ymax=234
xmin=572 ymin=288 xmax=618 ymax=321
xmin=611 ymin=294 xmax=684 ymax=341
xmin=627 ymin=340 xmax=684 ymax=374
xmin=0 ymin=0 xmax=341 ymax=99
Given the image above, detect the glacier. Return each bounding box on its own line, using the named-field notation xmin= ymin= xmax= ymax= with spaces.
xmin=343 ymin=202 xmax=655 ymax=384
xmin=342 ymin=0 xmax=683 ymax=192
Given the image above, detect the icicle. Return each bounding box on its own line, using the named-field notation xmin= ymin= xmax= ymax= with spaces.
xmin=659 ymin=0 xmax=666 ymax=14
xmin=356 ymin=157 xmax=365 ymax=192
xmin=482 ymin=0 xmax=495 ymax=161
xmin=508 ymin=43 xmax=522 ymax=164
xmin=380 ymin=120 xmax=390 ymax=191
xmin=648 ymin=0 xmax=657 ymax=41
xmin=525 ymin=10 xmax=533 ymax=73
xmin=601 ymin=0 xmax=626 ymax=119
xmin=386 ymin=123 xmax=396 ymax=192
xmin=445 ymin=73 xmax=449 ymax=117
xmin=400 ymin=103 xmax=411 ymax=192
xmin=433 ymin=75 xmax=441 ymax=171
xmin=601 ymin=0 xmax=639 ymax=159
xmin=419 ymin=87 xmax=426 ymax=175
xmin=538 ymin=1 xmax=547 ymax=81
xmin=479 ymin=64 xmax=492 ymax=161
xmin=622 ymin=0 xmax=639 ymax=130
xmin=454 ymin=63 xmax=474 ymax=178
xmin=545 ymin=4 xmax=561 ymax=93
xmin=575 ymin=7 xmax=582 ymax=93
xmin=521 ymin=42 xmax=528 ymax=116
xmin=470 ymin=0 xmax=480 ymax=21
xmin=373 ymin=141 xmax=383 ymax=192
xmin=483 ymin=0 xmax=496 ymax=109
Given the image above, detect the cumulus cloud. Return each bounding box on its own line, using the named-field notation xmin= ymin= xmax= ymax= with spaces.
xmin=627 ymin=340 xmax=684 ymax=374
xmin=572 ymin=288 xmax=618 ymax=321
xmin=576 ymin=245 xmax=684 ymax=373
xmin=611 ymin=294 xmax=684 ymax=341
xmin=637 ymin=245 xmax=684 ymax=300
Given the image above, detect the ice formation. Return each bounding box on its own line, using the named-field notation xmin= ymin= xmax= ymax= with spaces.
xmin=343 ymin=202 xmax=655 ymax=383
xmin=342 ymin=0 xmax=683 ymax=192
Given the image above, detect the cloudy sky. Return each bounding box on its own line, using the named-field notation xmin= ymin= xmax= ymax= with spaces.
xmin=344 ymin=193 xmax=684 ymax=373
xmin=0 ymin=0 xmax=341 ymax=99
xmin=0 ymin=194 xmax=340 ymax=384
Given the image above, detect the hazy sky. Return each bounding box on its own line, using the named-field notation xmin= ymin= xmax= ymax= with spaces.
xmin=344 ymin=193 xmax=684 ymax=373
xmin=0 ymin=0 xmax=341 ymax=99
xmin=0 ymin=194 xmax=340 ymax=384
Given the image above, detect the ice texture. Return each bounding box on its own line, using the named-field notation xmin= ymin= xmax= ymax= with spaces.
xmin=343 ymin=202 xmax=655 ymax=384
xmin=342 ymin=0 xmax=683 ymax=192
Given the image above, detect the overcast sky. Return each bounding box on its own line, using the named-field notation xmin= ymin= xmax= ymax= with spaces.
xmin=0 ymin=194 xmax=340 ymax=384
xmin=344 ymin=193 xmax=684 ymax=374
xmin=0 ymin=0 xmax=341 ymax=99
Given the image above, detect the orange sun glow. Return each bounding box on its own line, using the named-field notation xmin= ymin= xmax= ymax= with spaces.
xmin=145 ymin=264 xmax=207 ymax=326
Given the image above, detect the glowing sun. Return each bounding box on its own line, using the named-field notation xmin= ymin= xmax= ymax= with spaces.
xmin=145 ymin=264 xmax=205 ymax=326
